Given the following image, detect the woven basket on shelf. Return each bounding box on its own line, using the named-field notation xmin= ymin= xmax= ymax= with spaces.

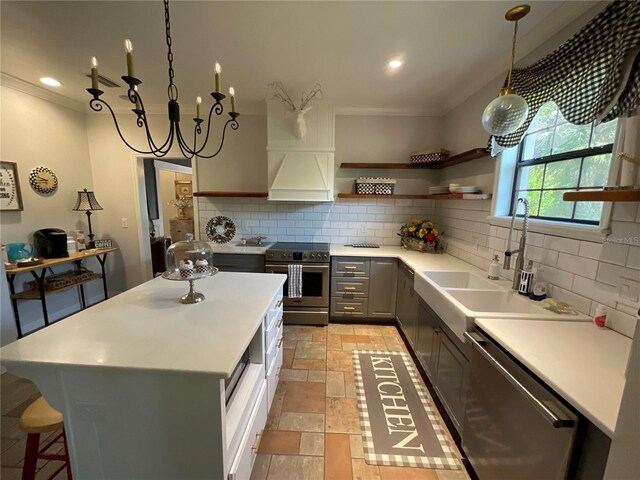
xmin=354 ymin=177 xmax=396 ymax=195
xmin=409 ymin=149 xmax=450 ymax=164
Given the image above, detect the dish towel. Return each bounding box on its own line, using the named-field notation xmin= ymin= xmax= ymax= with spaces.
xmin=288 ymin=264 xmax=303 ymax=299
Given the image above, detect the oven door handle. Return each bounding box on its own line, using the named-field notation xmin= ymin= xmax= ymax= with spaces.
xmin=266 ymin=264 xmax=330 ymax=271
xmin=464 ymin=332 xmax=574 ymax=429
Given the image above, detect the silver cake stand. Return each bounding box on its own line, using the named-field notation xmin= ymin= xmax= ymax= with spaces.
xmin=161 ymin=267 xmax=219 ymax=304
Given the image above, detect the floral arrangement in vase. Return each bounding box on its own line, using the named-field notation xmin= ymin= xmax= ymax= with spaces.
xmin=169 ymin=197 xmax=193 ymax=220
xmin=398 ymin=219 xmax=443 ymax=253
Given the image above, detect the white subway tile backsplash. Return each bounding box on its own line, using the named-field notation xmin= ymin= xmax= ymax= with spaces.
xmin=573 ymin=275 xmax=619 ymax=309
xmin=578 ymin=241 xmax=602 ymax=260
xmin=596 ymin=262 xmax=640 ymax=287
xmin=627 ymin=246 xmax=640 ymax=270
xmin=542 ymin=265 xmax=574 ymax=290
xmin=527 ymin=245 xmax=559 ymax=267
xmin=599 ymin=242 xmax=630 ymax=266
xmin=557 ymin=252 xmax=598 ymax=279
xmin=198 ymin=197 xmax=639 ymax=337
xmin=611 ymin=202 xmax=638 ymax=222
xmin=543 ymin=236 xmax=580 ymax=255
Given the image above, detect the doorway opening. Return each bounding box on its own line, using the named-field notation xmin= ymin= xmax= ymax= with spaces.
xmin=137 ymin=157 xmax=195 ymax=277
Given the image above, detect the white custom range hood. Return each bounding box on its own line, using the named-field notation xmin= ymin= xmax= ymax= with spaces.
xmin=267 ymin=99 xmax=335 ymax=201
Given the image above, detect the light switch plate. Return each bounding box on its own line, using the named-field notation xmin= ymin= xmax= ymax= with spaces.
xmin=617 ymin=277 xmax=640 ymax=307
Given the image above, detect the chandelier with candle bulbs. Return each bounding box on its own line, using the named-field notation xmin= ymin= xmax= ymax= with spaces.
xmin=86 ymin=0 xmax=239 ymax=159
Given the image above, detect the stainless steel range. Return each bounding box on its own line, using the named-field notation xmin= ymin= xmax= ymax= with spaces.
xmin=265 ymin=243 xmax=330 ymax=325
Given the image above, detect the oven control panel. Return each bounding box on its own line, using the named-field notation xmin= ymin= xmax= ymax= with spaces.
xmin=266 ymin=250 xmax=329 ymax=263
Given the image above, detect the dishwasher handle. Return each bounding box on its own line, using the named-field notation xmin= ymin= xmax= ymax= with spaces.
xmin=465 ymin=331 xmax=574 ymax=429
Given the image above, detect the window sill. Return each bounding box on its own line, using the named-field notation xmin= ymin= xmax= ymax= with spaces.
xmin=487 ymin=215 xmax=608 ymax=243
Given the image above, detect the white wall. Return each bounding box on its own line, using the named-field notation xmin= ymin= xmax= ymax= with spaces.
xmin=335 ymin=115 xmax=442 ymax=195
xmin=195 ymin=115 xmax=267 ymax=192
xmin=0 ymin=85 xmax=105 ymax=335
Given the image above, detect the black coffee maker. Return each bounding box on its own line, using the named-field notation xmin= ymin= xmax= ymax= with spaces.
xmin=34 ymin=228 xmax=68 ymax=258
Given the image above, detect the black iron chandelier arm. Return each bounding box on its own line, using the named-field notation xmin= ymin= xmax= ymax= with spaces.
xmin=194 ymin=117 xmax=239 ymax=159
xmin=128 ymin=89 xmax=174 ymax=155
xmin=188 ymin=101 xmax=223 ymax=156
xmin=174 ymin=123 xmax=197 ymax=160
xmin=88 ymin=98 xmax=160 ymax=155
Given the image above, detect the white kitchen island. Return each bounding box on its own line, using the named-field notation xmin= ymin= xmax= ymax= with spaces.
xmin=0 ymin=272 xmax=286 ymax=480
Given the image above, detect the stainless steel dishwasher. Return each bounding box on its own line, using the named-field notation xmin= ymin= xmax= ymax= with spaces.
xmin=463 ymin=330 xmax=579 ymax=480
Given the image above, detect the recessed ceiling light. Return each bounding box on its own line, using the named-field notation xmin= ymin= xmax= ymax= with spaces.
xmin=388 ymin=59 xmax=403 ymax=69
xmin=40 ymin=77 xmax=62 ymax=87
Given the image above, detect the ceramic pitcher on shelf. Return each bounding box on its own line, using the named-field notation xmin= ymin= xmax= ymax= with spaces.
xmin=6 ymin=243 xmax=33 ymax=262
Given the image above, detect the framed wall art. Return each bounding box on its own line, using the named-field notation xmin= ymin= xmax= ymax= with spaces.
xmin=0 ymin=161 xmax=24 ymax=211
xmin=175 ymin=180 xmax=193 ymax=199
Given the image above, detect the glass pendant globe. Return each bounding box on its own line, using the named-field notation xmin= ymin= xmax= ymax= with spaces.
xmin=482 ymin=93 xmax=529 ymax=136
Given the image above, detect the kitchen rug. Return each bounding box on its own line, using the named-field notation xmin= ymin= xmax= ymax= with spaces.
xmin=353 ymin=350 xmax=460 ymax=469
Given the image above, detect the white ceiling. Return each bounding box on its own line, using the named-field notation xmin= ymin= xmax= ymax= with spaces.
xmin=1 ymin=1 xmax=602 ymax=115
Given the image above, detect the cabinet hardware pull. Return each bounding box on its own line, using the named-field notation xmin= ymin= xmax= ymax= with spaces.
xmin=344 ymin=286 xmax=356 ymax=291
xmin=251 ymin=431 xmax=263 ymax=452
xmin=277 ymin=337 xmax=283 ymax=348
xmin=276 ymin=366 xmax=281 ymax=378
xmin=343 ymin=306 xmax=355 ymax=311
xmin=276 ymin=299 xmax=283 ymax=308
xmin=344 ymin=266 xmax=357 ymax=270
xmin=277 ymin=318 xmax=283 ymax=328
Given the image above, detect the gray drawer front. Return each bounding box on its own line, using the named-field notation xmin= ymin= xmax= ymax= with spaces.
xmin=331 ymin=298 xmax=369 ymax=317
xmin=332 ymin=257 xmax=370 ymax=277
xmin=331 ymin=278 xmax=369 ymax=297
xmin=212 ymin=253 xmax=265 ymax=273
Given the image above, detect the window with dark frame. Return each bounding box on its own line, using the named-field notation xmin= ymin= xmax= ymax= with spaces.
xmin=511 ymin=101 xmax=618 ymax=224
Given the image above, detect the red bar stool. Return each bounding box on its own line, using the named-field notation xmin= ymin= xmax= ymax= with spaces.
xmin=19 ymin=396 xmax=73 ymax=480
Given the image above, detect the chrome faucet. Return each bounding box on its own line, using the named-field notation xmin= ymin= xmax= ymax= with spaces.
xmin=504 ymin=197 xmax=529 ymax=290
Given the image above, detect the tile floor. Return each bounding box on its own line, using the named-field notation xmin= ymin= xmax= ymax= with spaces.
xmin=251 ymin=323 xmax=471 ymax=480
xmin=0 ymin=323 xmax=470 ymax=480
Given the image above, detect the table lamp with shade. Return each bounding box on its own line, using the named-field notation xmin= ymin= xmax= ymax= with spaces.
xmin=73 ymin=188 xmax=103 ymax=249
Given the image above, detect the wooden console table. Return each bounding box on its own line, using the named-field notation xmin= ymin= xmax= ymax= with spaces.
xmin=5 ymin=248 xmax=118 ymax=338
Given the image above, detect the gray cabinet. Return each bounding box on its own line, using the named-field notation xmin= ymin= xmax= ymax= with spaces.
xmin=416 ymin=297 xmax=469 ymax=433
xmin=416 ymin=299 xmax=439 ymax=378
xmin=395 ymin=261 xmax=418 ymax=347
xmin=331 ymin=257 xmax=396 ymax=320
xmin=368 ymin=258 xmax=398 ymax=318
xmin=212 ymin=254 xmax=265 ymax=273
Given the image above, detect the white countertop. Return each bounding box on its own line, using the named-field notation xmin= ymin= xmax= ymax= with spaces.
xmin=0 ymin=272 xmax=286 ymax=377
xmin=208 ymin=241 xmax=274 ymax=254
xmin=475 ymin=318 xmax=632 ymax=437
xmin=330 ymin=245 xmax=496 ymax=275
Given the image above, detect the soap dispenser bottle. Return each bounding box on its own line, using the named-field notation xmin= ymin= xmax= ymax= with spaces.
xmin=488 ymin=254 xmax=501 ymax=280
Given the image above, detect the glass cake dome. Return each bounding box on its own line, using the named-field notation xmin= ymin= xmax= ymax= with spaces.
xmin=163 ymin=233 xmax=217 ymax=303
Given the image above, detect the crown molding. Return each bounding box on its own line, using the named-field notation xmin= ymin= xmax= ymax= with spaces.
xmin=335 ymin=106 xmax=440 ymax=117
xmin=0 ymin=72 xmax=85 ymax=112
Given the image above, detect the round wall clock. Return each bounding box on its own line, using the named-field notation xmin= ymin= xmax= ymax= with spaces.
xmin=29 ymin=166 xmax=58 ymax=194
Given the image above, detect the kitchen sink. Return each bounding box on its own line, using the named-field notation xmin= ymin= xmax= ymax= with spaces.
xmin=415 ymin=269 xmax=589 ymax=343
xmin=421 ymin=271 xmax=499 ymax=290
xmin=446 ymin=289 xmax=550 ymax=314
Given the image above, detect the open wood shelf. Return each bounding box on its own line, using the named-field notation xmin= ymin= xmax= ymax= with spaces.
xmin=194 ymin=191 xmax=268 ymax=198
xmin=339 ymin=148 xmax=490 ymax=170
xmin=11 ymin=273 xmax=104 ymax=300
xmin=340 ymin=162 xmax=430 ymax=169
xmin=563 ymin=189 xmax=640 ymax=202
xmin=337 ymin=193 xmax=492 ymax=200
